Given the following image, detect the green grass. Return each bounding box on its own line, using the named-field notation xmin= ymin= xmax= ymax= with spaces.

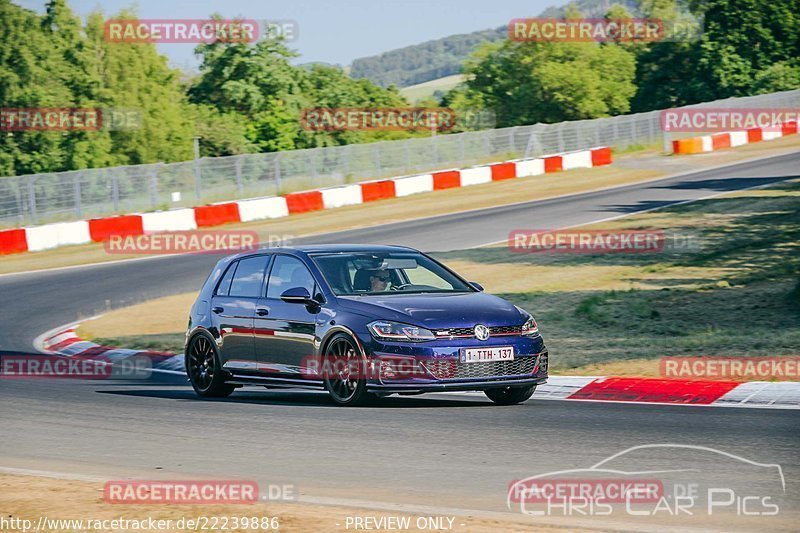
xmin=93 ymin=333 xmax=185 ymax=354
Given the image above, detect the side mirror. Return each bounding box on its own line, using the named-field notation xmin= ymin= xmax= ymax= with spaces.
xmin=280 ymin=286 xmax=314 ymax=304
xmin=469 ymin=281 xmax=484 ymax=292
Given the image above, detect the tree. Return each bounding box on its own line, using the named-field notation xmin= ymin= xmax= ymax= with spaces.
xmin=632 ymin=0 xmax=800 ymax=110
xmin=457 ymin=38 xmax=637 ymax=127
xmin=86 ymin=10 xmax=194 ymax=164
xmin=189 ymin=38 xmax=415 ymax=152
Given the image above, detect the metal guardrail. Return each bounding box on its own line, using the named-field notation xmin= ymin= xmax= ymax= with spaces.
xmin=2 ymin=89 xmax=798 ymax=227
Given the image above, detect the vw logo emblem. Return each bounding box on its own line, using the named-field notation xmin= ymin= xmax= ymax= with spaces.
xmin=474 ymin=324 xmax=490 ymax=341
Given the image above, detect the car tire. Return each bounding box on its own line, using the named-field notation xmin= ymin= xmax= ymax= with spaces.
xmin=484 ymin=384 xmax=536 ymax=405
xmin=322 ymin=333 xmax=375 ymax=407
xmin=186 ymin=333 xmax=235 ymax=398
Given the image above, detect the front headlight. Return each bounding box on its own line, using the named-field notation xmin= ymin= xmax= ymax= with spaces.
xmin=368 ymin=321 xmax=436 ymax=342
xmin=515 ymin=306 xmax=539 ymax=336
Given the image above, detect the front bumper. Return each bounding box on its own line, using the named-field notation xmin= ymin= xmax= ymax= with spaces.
xmin=358 ymin=332 xmax=548 ymax=394
xmin=367 ymin=375 xmax=548 ymax=394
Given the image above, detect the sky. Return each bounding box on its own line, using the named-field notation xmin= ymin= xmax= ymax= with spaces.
xmin=14 ymin=0 xmax=569 ymax=71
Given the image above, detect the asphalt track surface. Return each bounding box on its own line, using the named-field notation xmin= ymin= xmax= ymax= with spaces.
xmin=2 ymin=151 xmax=799 ymax=530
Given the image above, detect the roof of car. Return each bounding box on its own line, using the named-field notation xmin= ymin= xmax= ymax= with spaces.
xmin=224 ymin=243 xmax=418 ymax=261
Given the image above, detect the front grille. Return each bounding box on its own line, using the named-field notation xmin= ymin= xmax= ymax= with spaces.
xmin=423 ymin=355 xmax=541 ymax=380
xmin=434 ymin=325 xmax=524 ymax=338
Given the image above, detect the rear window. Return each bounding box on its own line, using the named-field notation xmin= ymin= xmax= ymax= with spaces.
xmin=215 ymin=261 xmax=238 ymax=296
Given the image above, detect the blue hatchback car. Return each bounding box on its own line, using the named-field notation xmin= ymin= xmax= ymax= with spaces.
xmin=185 ymin=245 xmax=548 ymax=405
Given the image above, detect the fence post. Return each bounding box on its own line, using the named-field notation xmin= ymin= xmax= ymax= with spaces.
xmin=15 ymin=178 xmax=24 ymax=226
xmin=111 ymin=170 xmax=120 ymax=212
xmin=194 ymin=137 xmax=202 ymax=200
xmin=27 ymin=177 xmax=37 ymax=224
xmin=342 ymin=146 xmax=350 ymax=180
xmin=273 ymin=155 xmax=282 ymax=194
xmin=557 ymin=123 xmax=565 ymax=152
xmin=194 ymin=163 xmax=202 ymax=200
xmin=149 ymin=164 xmax=160 ymax=208
xmin=523 ymin=129 xmax=536 ymax=158
xmin=373 ymin=145 xmax=382 ymax=176
xmin=309 ymin=152 xmax=318 ymax=182
xmin=235 ymin=156 xmax=243 ymax=193
xmin=74 ymin=172 xmax=82 ymax=218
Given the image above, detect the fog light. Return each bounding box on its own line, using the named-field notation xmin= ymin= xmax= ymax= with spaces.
xmin=379 ymin=357 xmax=419 ymax=380
xmin=381 ymin=360 xmax=397 ymax=379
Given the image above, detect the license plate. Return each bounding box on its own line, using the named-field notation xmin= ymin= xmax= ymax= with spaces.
xmin=460 ymin=346 xmax=514 ymax=363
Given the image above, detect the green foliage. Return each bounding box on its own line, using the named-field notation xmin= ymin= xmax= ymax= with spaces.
xmin=447 ymin=0 xmax=799 ymax=123
xmin=0 ymin=1 xmax=412 ymax=175
xmin=459 ymin=39 xmax=637 ymax=127
xmin=189 ymin=43 xmax=417 ymax=152
xmin=0 ymin=1 xmax=193 ymax=175
xmin=632 ymin=0 xmax=800 ymax=110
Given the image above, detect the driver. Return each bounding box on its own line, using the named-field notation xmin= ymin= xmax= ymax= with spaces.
xmin=369 ymin=269 xmax=392 ymax=292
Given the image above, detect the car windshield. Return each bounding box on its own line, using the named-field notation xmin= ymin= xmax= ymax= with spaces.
xmin=311 ymin=252 xmax=473 ymax=296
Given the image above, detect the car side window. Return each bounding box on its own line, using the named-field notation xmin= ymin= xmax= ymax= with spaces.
xmin=215 ymin=261 xmax=238 ymax=296
xmin=228 ymin=255 xmax=270 ymax=298
xmin=267 ymin=255 xmax=316 ymax=299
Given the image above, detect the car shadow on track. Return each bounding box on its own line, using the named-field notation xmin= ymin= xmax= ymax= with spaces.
xmin=96 ymin=388 xmax=495 ymax=408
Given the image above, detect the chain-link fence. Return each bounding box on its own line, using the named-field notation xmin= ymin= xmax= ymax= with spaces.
xmin=2 ymin=89 xmax=798 ymax=227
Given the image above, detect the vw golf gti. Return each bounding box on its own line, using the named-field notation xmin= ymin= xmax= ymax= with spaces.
xmin=185 ymin=245 xmax=548 ymax=405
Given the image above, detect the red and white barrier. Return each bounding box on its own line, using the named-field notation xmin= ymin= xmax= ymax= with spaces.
xmin=141 ymin=208 xmax=197 ymax=233
xmin=562 ymin=150 xmax=593 ymax=170
xmin=459 ymin=166 xmax=493 ymax=186
xmin=25 ymin=221 xmax=91 ymax=251
xmin=1 ymin=147 xmax=613 ymax=255
xmin=394 ymin=173 xmax=433 ymax=197
xmin=320 ymin=184 xmax=363 ymax=209
xmin=515 ymin=158 xmax=545 ymax=177
xmin=236 ymin=196 xmax=289 ymax=222
xmin=672 ymin=121 xmax=797 ymax=155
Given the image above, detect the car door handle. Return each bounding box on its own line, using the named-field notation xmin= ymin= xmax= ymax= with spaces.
xmin=256 ymin=308 xmax=269 ymax=316
xmin=212 ymin=306 xmax=224 ymax=314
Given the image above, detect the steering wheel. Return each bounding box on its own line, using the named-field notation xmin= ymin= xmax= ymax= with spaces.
xmin=390 ymin=283 xmax=414 ymax=291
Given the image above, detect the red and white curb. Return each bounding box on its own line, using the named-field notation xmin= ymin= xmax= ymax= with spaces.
xmin=0 ymin=147 xmax=613 ymax=255
xmin=32 ymin=322 xmax=800 ymax=409
xmin=33 ymin=319 xmax=185 ymax=375
xmin=528 ymin=376 xmax=800 ymax=409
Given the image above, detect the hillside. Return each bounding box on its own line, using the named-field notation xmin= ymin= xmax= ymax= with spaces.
xmin=350 ymin=0 xmax=640 ymax=88
xmin=399 ymin=74 xmax=466 ymax=103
